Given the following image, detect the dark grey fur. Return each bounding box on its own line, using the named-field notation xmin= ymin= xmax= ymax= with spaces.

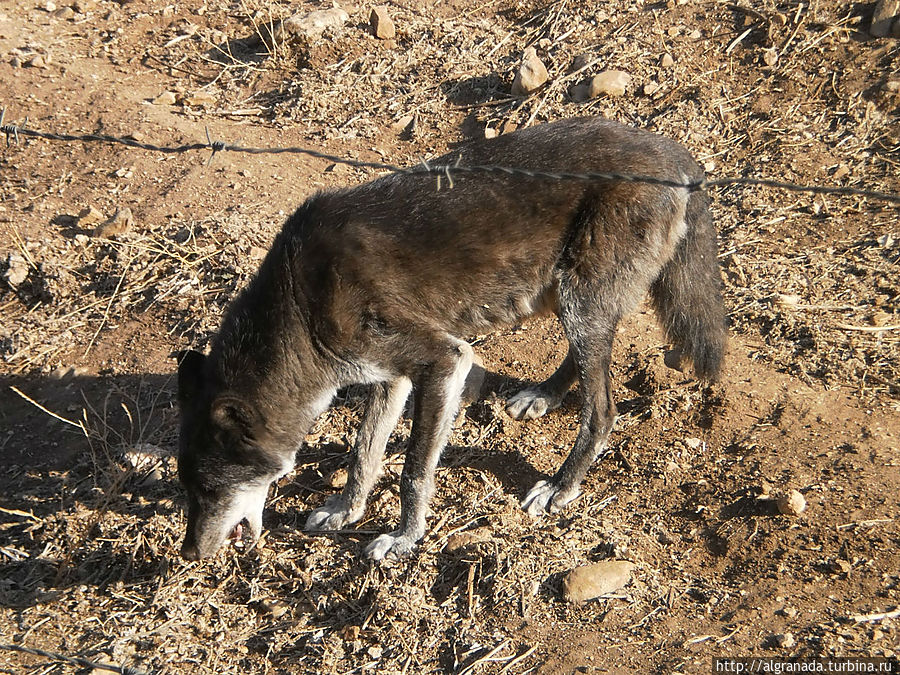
xmin=176 ymin=117 xmax=727 ymax=561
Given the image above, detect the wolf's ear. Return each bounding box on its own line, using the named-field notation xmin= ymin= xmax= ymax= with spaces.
xmin=210 ymin=395 xmax=261 ymax=441
xmin=175 ymin=350 xmax=206 ymax=403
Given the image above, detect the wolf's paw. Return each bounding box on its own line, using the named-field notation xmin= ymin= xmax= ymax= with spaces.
xmin=364 ymin=532 xmax=418 ymax=561
xmin=304 ymin=497 xmax=361 ymax=532
xmin=506 ymin=389 xmax=560 ymax=420
xmin=520 ymin=480 xmax=580 ymax=516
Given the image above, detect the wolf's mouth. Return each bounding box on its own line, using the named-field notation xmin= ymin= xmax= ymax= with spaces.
xmin=229 ymin=518 xmax=252 ymax=548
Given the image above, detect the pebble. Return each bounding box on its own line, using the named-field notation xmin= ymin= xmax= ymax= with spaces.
xmin=761 ymin=47 xmax=778 ymax=67
xmin=776 ymin=293 xmax=802 ymax=308
xmin=152 ymin=91 xmax=177 ymax=105
xmin=663 ymin=347 xmax=683 ymax=371
xmin=181 ymin=91 xmax=216 ymax=106
xmin=684 ymin=437 xmax=702 ymax=450
xmin=280 ymin=7 xmax=349 ymax=41
xmin=53 ymin=6 xmax=74 ymax=19
xmin=25 ymin=54 xmax=47 ymax=68
xmin=444 ymin=527 xmax=493 ymax=553
xmin=562 ymin=560 xmax=634 ymax=603
xmin=590 ymin=70 xmax=631 ymax=97
xmin=511 ymin=47 xmax=549 ymax=96
xmin=326 ymin=467 xmax=348 ymax=489
xmin=94 ymin=207 xmax=134 ymax=238
xmin=484 ymin=127 xmax=498 ymax=139
xmin=643 ymin=81 xmax=660 ymax=96
xmin=832 ymin=164 xmax=851 ymax=181
xmin=77 ymin=205 xmax=105 ymax=226
xmin=660 ymin=52 xmax=675 ymax=68
xmin=260 ymin=599 xmax=290 ymax=619
xmin=870 ymin=0 xmax=900 ymax=37
xmin=370 ymin=6 xmax=395 ymax=40
xmin=4 ymin=253 xmax=29 ymax=287
xmin=773 ymin=633 xmax=796 ymax=649
xmin=776 ymin=489 xmax=807 ymax=516
xmin=391 ymin=114 xmax=415 ymax=134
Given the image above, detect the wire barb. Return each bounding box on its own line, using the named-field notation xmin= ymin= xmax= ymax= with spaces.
xmin=0 ymin=116 xmax=897 ymax=204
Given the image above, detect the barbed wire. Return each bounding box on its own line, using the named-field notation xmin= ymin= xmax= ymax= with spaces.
xmin=0 ymin=643 xmax=151 ymax=675
xmin=1 ymin=113 xmax=898 ymax=204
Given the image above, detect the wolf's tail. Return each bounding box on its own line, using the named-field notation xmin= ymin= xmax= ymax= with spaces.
xmin=649 ymin=188 xmax=727 ymax=381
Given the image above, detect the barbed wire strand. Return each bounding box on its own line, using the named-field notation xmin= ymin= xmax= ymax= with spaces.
xmin=1 ymin=117 xmax=898 ymax=205
xmin=0 ymin=643 xmax=151 ymax=675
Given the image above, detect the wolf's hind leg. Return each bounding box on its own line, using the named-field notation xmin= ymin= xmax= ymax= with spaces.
xmin=305 ymin=376 xmax=411 ymax=531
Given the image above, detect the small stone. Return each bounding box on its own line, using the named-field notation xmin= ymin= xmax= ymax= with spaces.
xmin=94 ymin=207 xmax=134 ymax=238
xmin=78 ymin=206 xmax=106 ymax=227
xmin=643 ymin=81 xmax=660 ymax=96
xmin=114 ymin=167 xmax=133 ymax=179
xmin=367 ymin=646 xmax=383 ymax=660
xmin=832 ymin=164 xmax=851 ymax=181
xmin=870 ymin=0 xmax=900 ymax=37
xmin=887 ymin=80 xmax=900 ymax=93
xmin=685 ymin=437 xmax=702 ymax=450
xmin=391 ymin=114 xmax=414 ymax=134
xmin=776 ymin=293 xmax=802 ymax=308
xmin=484 ymin=127 xmax=498 ymax=139
xmin=249 ymin=246 xmax=267 ymax=261
xmin=762 ymin=48 xmax=778 ymax=67
xmin=25 ymin=54 xmax=46 ymax=68
xmin=511 ymin=47 xmax=549 ymax=96
xmin=152 ymin=91 xmax=177 ymax=105
xmin=444 ymin=527 xmax=493 ymax=552
xmin=370 ymin=6 xmax=395 ymax=40
xmin=776 ymin=489 xmax=807 ymax=516
xmin=260 ymin=599 xmax=290 ymax=619
xmin=562 ymin=560 xmax=634 ymax=603
xmin=324 ymin=162 xmax=350 ymax=174
xmin=870 ymin=311 xmax=892 ymax=327
xmin=74 ymin=234 xmax=89 ymax=245
xmin=689 ymin=29 xmax=702 ymax=39
xmin=660 ymin=52 xmax=675 ymax=68
xmin=326 ymin=467 xmax=348 ymax=489
xmin=4 ymin=253 xmax=29 ymax=287
xmin=773 ymin=633 xmax=796 ymax=649
xmin=279 ymin=7 xmax=349 ymax=41
xmin=181 ymin=91 xmax=216 ymax=106
xmin=44 ymin=0 xmax=56 ymax=11
xmin=759 ymin=480 xmax=773 ymax=497
xmin=53 ymin=6 xmax=74 ymax=19
xmin=569 ymin=81 xmax=593 ymax=103
xmin=590 ymin=70 xmax=631 ymax=97
xmin=124 ymin=443 xmax=167 ymax=471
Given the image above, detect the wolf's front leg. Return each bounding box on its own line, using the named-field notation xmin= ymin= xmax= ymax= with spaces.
xmin=365 ymin=339 xmax=473 ymax=560
xmin=306 ymin=377 xmax=411 ymax=531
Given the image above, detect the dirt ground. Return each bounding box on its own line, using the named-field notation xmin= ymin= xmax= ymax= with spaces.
xmin=1 ymin=0 xmax=899 ymax=673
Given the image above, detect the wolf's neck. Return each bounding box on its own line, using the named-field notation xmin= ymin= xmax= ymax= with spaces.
xmin=210 ymin=240 xmax=337 ymax=443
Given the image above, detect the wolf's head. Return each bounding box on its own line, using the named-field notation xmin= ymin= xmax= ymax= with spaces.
xmin=175 ymin=350 xmax=291 ymax=560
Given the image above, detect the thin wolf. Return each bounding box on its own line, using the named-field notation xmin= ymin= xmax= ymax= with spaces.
xmin=176 ymin=116 xmax=727 ymax=561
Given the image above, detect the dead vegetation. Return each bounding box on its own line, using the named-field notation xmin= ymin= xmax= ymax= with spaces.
xmin=1 ymin=0 xmax=899 ymax=673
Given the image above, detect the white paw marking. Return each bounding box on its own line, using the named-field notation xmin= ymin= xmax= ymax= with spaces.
xmin=520 ymin=480 xmax=580 ymax=516
xmin=506 ymin=389 xmax=557 ymax=420
xmin=304 ymin=497 xmax=360 ymax=531
xmin=364 ymin=532 xmax=418 ymax=561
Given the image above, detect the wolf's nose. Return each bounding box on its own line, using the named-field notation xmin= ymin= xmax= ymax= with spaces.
xmin=181 ymin=541 xmax=201 ymax=560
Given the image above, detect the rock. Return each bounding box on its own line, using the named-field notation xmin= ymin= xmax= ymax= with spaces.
xmin=772 ymin=633 xmax=796 ymax=649
xmin=44 ymin=0 xmax=56 ymax=11
xmin=660 ymin=52 xmax=675 ymax=68
xmin=444 ymin=527 xmax=493 ymax=552
xmin=152 ymin=91 xmax=177 ymax=105
xmin=260 ymin=599 xmax=290 ymax=619
xmin=484 ymin=127 xmax=498 ymax=139
xmin=887 ymin=80 xmax=900 ymax=93
xmin=53 ymin=6 xmax=74 ymax=19
xmin=776 ymin=489 xmax=807 ymax=516
xmin=94 ymin=207 xmax=134 ymax=238
xmin=684 ymin=437 xmax=702 ymax=450
xmin=25 ymin=54 xmax=47 ymax=68
xmin=569 ymin=81 xmax=593 ymax=103
xmin=570 ymin=53 xmax=589 ymax=72
xmin=326 ymin=467 xmax=348 ymax=489
xmin=562 ymin=560 xmax=634 ymax=603
xmin=280 ymin=7 xmax=349 ymax=41
xmin=590 ymin=70 xmax=631 ymax=97
xmin=49 ymin=365 xmax=89 ymax=379
xmin=776 ymin=293 xmax=802 ymax=308
xmin=761 ymin=47 xmax=778 ymax=67
xmin=871 ymin=0 xmax=899 ymax=37
xmin=829 ymin=559 xmax=852 ymax=574
xmin=870 ymin=311 xmax=892 ymax=327
xmin=832 ymin=164 xmax=851 ymax=181
xmin=462 ymin=353 xmax=485 ymax=403
xmin=4 ymin=253 xmax=29 ymax=287
xmin=370 ymin=6 xmax=395 ymax=40
xmin=391 ymin=114 xmax=415 ymax=134
xmin=643 ymin=81 xmax=660 ymax=96
xmin=181 ymin=91 xmax=216 ymax=106
xmin=124 ymin=443 xmax=167 ymax=471
xmin=511 ymin=47 xmax=549 ymax=96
